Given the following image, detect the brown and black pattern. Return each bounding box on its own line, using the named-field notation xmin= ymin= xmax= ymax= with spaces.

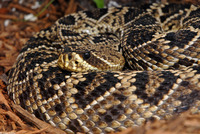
xmin=7 ymin=2 xmax=200 ymax=134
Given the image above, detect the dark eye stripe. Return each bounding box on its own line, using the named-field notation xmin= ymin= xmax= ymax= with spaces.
xmin=68 ymin=53 xmax=72 ymax=60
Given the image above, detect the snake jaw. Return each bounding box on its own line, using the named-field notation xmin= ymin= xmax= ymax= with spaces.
xmin=57 ymin=51 xmax=125 ymax=72
xmin=57 ymin=52 xmax=99 ymax=72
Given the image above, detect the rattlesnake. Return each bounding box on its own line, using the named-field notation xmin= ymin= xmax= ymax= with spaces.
xmin=7 ymin=2 xmax=200 ymax=134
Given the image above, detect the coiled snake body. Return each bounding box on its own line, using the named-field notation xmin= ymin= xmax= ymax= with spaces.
xmin=7 ymin=2 xmax=200 ymax=134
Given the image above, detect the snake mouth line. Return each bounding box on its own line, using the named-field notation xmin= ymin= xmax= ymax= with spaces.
xmin=57 ymin=52 xmax=99 ymax=72
xmin=57 ymin=50 xmax=125 ymax=72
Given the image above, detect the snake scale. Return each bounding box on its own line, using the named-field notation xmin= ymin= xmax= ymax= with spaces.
xmin=7 ymin=2 xmax=200 ymax=134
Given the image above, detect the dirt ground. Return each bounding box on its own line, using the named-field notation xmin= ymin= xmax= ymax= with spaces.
xmin=0 ymin=0 xmax=200 ymax=133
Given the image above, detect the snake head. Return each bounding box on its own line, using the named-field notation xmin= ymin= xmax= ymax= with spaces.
xmin=57 ymin=49 xmax=125 ymax=72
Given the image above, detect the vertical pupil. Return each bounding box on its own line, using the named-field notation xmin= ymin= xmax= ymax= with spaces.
xmin=83 ymin=52 xmax=90 ymax=60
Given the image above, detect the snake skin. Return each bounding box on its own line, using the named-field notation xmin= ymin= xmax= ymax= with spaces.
xmin=7 ymin=2 xmax=200 ymax=134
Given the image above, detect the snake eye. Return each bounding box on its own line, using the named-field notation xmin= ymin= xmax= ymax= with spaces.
xmin=83 ymin=52 xmax=90 ymax=60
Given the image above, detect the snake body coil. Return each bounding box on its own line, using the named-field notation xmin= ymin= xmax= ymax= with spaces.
xmin=7 ymin=2 xmax=200 ymax=134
